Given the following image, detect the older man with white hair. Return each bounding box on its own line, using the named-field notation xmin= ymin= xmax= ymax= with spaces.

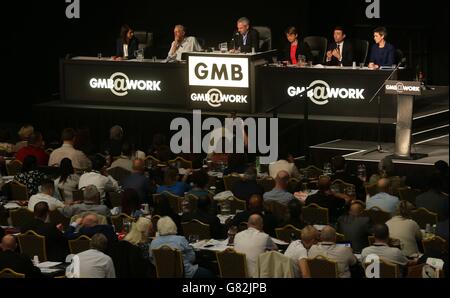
xmin=149 ymin=216 xmax=213 ymax=278
xmin=61 ymin=185 xmax=111 ymax=218
xmin=167 ymin=24 xmax=202 ymax=62
xmin=234 ymin=214 xmax=278 ymax=278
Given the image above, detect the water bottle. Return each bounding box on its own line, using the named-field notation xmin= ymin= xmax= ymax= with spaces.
xmin=357 ymin=164 xmax=367 ymax=181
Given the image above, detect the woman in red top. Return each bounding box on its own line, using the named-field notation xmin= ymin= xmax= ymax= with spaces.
xmin=283 ymin=26 xmax=313 ymax=65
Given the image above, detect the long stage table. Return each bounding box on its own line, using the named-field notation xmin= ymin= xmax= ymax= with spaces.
xmin=60 ymin=54 xmax=412 ymax=122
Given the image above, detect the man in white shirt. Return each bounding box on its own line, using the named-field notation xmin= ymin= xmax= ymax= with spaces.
xmin=308 ymin=226 xmax=357 ymax=278
xmin=48 ymin=128 xmax=91 ymax=171
xmin=108 ymin=142 xmax=133 ymax=172
xmin=269 ymin=154 xmax=301 ymax=179
xmin=284 ymin=225 xmax=319 ymax=278
xmin=28 ymin=179 xmax=65 ymax=211
xmin=167 ymin=25 xmax=202 ymax=62
xmin=79 ymin=155 xmax=119 ymax=199
xmin=66 ymin=233 xmax=115 ymax=278
xmin=234 ymin=214 xmax=278 ymax=278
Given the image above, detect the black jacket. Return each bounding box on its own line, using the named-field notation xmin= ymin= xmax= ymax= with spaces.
xmin=305 ymin=191 xmax=346 ymax=224
xmin=21 ymin=218 xmax=69 ymax=262
xmin=231 ymin=28 xmax=260 ymax=53
xmin=110 ymin=241 xmax=153 ymax=278
xmin=282 ymin=41 xmax=313 ymax=64
xmin=116 ymin=37 xmax=139 ymax=59
xmin=337 ymin=214 xmax=371 ymax=253
xmin=326 ymin=40 xmax=354 ymax=66
xmin=232 ymin=180 xmax=265 ymax=202
xmin=332 ymin=171 xmax=366 ymax=201
xmin=0 ymin=250 xmax=43 ymax=278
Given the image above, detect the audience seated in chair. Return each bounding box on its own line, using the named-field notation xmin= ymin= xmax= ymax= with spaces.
xmin=21 ymin=202 xmax=69 ymax=262
xmin=331 ymin=155 xmax=365 ymax=200
xmin=28 ymin=179 xmax=65 ymax=212
xmin=15 ymin=155 xmax=45 ymax=196
xmin=149 ymin=216 xmax=214 ymax=278
xmin=48 ymin=128 xmax=91 ymax=171
xmin=263 ymin=170 xmax=295 ymax=206
xmin=156 ymin=167 xmax=191 ymax=197
xmin=280 ymin=199 xmax=306 ymax=230
xmin=0 ymin=235 xmax=42 ymax=278
xmin=415 ymin=173 xmax=449 ymax=222
xmin=269 ymin=153 xmax=301 ymax=179
xmin=232 ymin=167 xmax=264 ymax=202
xmin=108 ymin=142 xmax=133 ymax=172
xmin=15 ymin=132 xmax=49 ymax=166
xmin=66 ymin=233 xmax=115 ymax=278
xmin=181 ymin=195 xmax=223 ymax=239
xmin=229 ymin=194 xmax=278 ymax=237
xmin=121 ymin=159 xmax=150 ymax=203
xmin=79 ymin=154 xmax=119 ymax=200
xmin=54 ymin=158 xmax=80 ymax=203
xmin=337 ymin=201 xmax=371 ymax=253
xmin=284 ymin=225 xmax=319 ymax=278
xmin=308 ymin=226 xmax=357 ymax=278
xmin=61 ymin=185 xmax=111 ymax=218
xmin=368 ymin=157 xmax=405 ymax=195
xmin=187 ymin=170 xmax=210 ymax=198
xmin=234 ymin=214 xmax=278 ymax=278
xmin=366 ymin=178 xmax=400 ymax=215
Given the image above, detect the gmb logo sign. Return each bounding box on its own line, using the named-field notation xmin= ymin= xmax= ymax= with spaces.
xmin=287 ymin=80 xmax=365 ymax=105
xmin=188 ymin=56 xmax=249 ymax=88
xmin=89 ymin=72 xmax=161 ymax=97
xmin=191 ymin=89 xmax=248 ymax=108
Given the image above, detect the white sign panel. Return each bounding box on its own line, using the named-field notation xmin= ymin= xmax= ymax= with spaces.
xmin=188 ymin=56 xmax=249 ymax=88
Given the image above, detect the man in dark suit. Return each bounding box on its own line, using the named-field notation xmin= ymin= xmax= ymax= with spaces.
xmin=231 ymin=17 xmax=259 ymax=53
xmin=326 ymin=26 xmax=354 ymax=66
xmin=0 ymin=235 xmax=43 ymax=277
xmin=181 ymin=195 xmax=224 ymax=239
xmin=21 ymin=202 xmax=69 ymax=262
xmin=337 ymin=201 xmax=371 ymax=253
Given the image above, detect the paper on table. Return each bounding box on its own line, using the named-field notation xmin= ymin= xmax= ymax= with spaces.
xmin=37 ymin=261 xmax=62 ymax=268
xmin=271 ymin=237 xmax=289 ymax=246
xmin=40 ymin=268 xmax=62 ymax=273
xmin=3 ymin=202 xmax=20 ymax=210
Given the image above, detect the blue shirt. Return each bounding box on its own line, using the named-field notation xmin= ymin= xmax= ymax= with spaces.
xmin=157 ymin=182 xmax=191 ymax=196
xmin=366 ymin=192 xmax=400 ymax=215
xmin=369 ymin=42 xmax=395 ymax=67
xmin=263 ymin=188 xmax=295 ymax=205
xmin=149 ymin=234 xmax=198 ymax=278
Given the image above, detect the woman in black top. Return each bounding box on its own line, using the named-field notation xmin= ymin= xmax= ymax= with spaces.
xmin=282 ymin=26 xmax=313 ymax=64
xmin=114 ymin=24 xmax=139 ymax=60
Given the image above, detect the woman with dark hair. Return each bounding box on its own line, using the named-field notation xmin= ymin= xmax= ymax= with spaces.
xmin=386 ymin=201 xmax=422 ymax=257
xmin=368 ymin=26 xmax=396 ymax=69
xmin=113 ymin=24 xmax=139 ymax=60
xmin=282 ymin=26 xmax=312 ymax=65
xmin=54 ymin=158 xmax=80 ymax=203
xmin=122 ymin=188 xmax=143 ymax=218
xmin=14 ymin=155 xmax=45 ymax=196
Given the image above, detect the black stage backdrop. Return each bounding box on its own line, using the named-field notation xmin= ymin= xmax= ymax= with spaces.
xmin=1 ymin=0 xmax=448 ymax=120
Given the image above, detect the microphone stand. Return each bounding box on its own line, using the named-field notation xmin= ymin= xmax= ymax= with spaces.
xmin=363 ymin=60 xmax=405 ymax=156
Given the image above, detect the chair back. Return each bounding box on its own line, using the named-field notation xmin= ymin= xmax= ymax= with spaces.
xmin=10 ymin=181 xmax=28 ymax=200
xmin=422 ymin=236 xmax=448 ymax=258
xmin=184 ymin=194 xmax=199 ymax=213
xmin=253 ymin=26 xmax=272 ymax=51
xmin=352 ymin=39 xmax=369 ymax=64
xmin=108 ymin=191 xmax=123 ymax=208
xmin=168 ymin=157 xmax=192 ymax=169
xmin=106 ymin=167 xmax=131 ymax=183
xmin=223 ymin=174 xmax=242 ymax=191
xmin=398 ymin=187 xmax=421 ymax=204
xmin=144 ymin=155 xmax=164 ymax=168
xmin=411 ymin=208 xmax=438 ymax=229
xmin=302 ymin=203 xmax=329 ymax=225
xmin=307 ymin=255 xmax=338 ymax=278
xmin=364 ymin=259 xmax=400 ymax=278
xmin=331 ymin=179 xmax=355 ymax=194
xmin=9 ymin=207 xmax=34 ymax=228
xmin=303 ymin=36 xmax=328 ymax=64
xmin=275 ymin=225 xmax=302 ymax=242
xmin=17 ymin=230 xmax=47 ymax=261
xmin=49 ymin=209 xmax=70 ymax=228
xmin=230 ymin=196 xmax=247 ymax=213
xmin=6 ymin=160 xmax=22 ymax=176
xmin=264 ymin=200 xmax=289 ymax=221
xmin=152 ymin=245 xmax=184 ymax=278
xmin=301 ymin=165 xmax=324 ymax=180
xmin=154 ymin=192 xmax=184 ymax=214
xmin=216 ymin=248 xmax=248 ymax=278
xmin=0 ymin=268 xmax=25 ymax=278
xmin=361 ymin=207 xmax=391 ymax=225
xmin=68 ymin=235 xmax=92 ymax=254
xmin=258 ymin=251 xmax=294 ymax=278
xmin=111 ymin=213 xmax=136 ymax=232
xmin=256 ymin=177 xmax=275 ymax=192
xmin=181 ymin=219 xmax=211 ymax=240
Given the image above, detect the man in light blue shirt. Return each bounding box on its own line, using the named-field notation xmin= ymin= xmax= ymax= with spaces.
xmin=366 ymin=178 xmax=400 ymax=215
xmin=263 ymin=170 xmax=295 ymax=205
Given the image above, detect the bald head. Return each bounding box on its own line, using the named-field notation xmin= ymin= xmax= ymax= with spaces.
xmin=275 ymin=170 xmax=290 ymax=190
xmin=132 ymin=159 xmax=145 ymax=173
xmin=247 ymin=214 xmax=264 ymax=231
xmin=349 ymin=201 xmax=365 ymax=217
xmin=82 ymin=214 xmax=99 ymax=227
xmin=1 ymin=235 xmax=17 ymax=251
xmin=320 ymin=226 xmax=337 ymax=243
xmin=377 ymin=178 xmax=391 ymax=193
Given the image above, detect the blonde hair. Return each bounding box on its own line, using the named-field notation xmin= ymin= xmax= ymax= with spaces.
xmin=157 ymin=216 xmax=178 ymax=236
xmin=124 ymin=217 xmax=152 ymax=245
xmin=18 ymin=125 xmax=34 ymax=140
